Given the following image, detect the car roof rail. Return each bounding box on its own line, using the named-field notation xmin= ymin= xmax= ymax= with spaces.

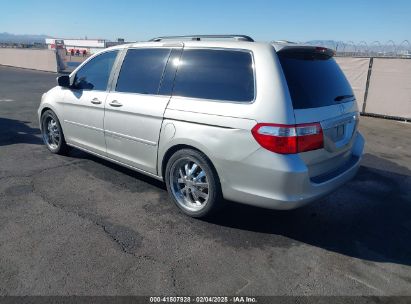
xmin=149 ymin=35 xmax=254 ymax=42
xmin=272 ymin=40 xmax=298 ymax=44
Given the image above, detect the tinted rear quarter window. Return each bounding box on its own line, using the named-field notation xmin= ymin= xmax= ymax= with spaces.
xmin=116 ymin=48 xmax=171 ymax=94
xmin=278 ymin=52 xmax=354 ymax=109
xmin=173 ymin=49 xmax=254 ymax=102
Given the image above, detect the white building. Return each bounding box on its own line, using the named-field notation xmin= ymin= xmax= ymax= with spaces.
xmin=45 ymin=38 xmax=107 ymax=55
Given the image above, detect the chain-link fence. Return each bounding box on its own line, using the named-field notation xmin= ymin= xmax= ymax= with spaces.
xmin=302 ymin=40 xmax=411 ymax=58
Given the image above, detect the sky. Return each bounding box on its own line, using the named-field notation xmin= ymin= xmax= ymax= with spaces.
xmin=1 ymin=0 xmax=410 ymax=43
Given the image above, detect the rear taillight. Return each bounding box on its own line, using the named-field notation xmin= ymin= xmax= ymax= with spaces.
xmin=251 ymin=123 xmax=323 ymax=154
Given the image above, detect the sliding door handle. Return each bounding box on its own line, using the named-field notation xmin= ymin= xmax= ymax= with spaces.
xmin=91 ymin=98 xmax=102 ymax=104
xmin=109 ymin=100 xmax=123 ymax=107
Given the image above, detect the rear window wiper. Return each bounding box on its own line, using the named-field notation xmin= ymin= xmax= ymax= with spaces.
xmin=334 ymin=95 xmax=354 ymax=102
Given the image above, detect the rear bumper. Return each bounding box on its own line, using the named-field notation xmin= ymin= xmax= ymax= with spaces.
xmin=219 ymin=132 xmax=364 ymax=210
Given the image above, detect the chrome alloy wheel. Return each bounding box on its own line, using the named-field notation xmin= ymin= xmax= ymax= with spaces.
xmin=43 ymin=117 xmax=60 ymax=150
xmin=170 ymin=158 xmax=210 ymax=212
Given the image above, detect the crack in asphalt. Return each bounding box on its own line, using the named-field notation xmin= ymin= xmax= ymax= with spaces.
xmin=2 ymin=158 xmax=181 ymax=292
xmin=0 ymin=159 xmax=145 ymax=258
xmin=31 ymin=180 xmax=144 ymax=257
xmin=170 ymin=266 xmax=178 ymax=295
xmin=33 ymin=188 xmax=179 ymax=292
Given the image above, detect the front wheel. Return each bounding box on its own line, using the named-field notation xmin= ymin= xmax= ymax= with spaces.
xmin=165 ymin=149 xmax=222 ymax=218
xmin=41 ymin=110 xmax=69 ymax=155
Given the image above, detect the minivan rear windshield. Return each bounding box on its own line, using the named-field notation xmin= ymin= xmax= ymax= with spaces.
xmin=277 ymin=49 xmax=354 ymax=109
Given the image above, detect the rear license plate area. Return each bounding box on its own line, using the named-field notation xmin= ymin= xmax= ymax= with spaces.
xmin=332 ymin=124 xmax=345 ymax=141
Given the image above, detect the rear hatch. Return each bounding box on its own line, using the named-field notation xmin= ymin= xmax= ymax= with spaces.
xmin=277 ymin=46 xmax=359 ymax=180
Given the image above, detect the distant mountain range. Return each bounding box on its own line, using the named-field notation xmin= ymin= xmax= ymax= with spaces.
xmin=0 ymin=32 xmax=51 ymax=43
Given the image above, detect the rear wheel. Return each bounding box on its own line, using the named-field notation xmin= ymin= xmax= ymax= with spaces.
xmin=165 ymin=149 xmax=222 ymax=218
xmin=41 ymin=110 xmax=69 ymax=155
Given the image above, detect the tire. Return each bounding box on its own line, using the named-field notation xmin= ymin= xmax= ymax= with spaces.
xmin=165 ymin=148 xmax=222 ymax=218
xmin=40 ymin=110 xmax=70 ymax=155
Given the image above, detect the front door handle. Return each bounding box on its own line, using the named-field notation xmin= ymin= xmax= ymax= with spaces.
xmin=91 ymin=98 xmax=102 ymax=104
xmin=109 ymin=100 xmax=123 ymax=107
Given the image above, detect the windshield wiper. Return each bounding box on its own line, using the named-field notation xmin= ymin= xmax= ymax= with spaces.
xmin=334 ymin=95 xmax=354 ymax=102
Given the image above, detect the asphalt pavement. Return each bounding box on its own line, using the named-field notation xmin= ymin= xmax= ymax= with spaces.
xmin=0 ymin=65 xmax=410 ymax=296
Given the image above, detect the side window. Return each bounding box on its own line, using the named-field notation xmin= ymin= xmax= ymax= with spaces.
xmin=173 ymin=49 xmax=255 ymax=102
xmin=73 ymin=50 xmax=118 ymax=91
xmin=116 ymin=48 xmax=171 ymax=95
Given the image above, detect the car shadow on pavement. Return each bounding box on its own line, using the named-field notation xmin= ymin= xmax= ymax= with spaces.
xmin=0 ymin=117 xmax=42 ymax=146
xmin=206 ymin=154 xmax=411 ymax=266
xmin=67 ymin=146 xmax=411 ymax=267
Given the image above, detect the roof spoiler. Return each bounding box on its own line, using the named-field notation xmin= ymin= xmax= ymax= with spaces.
xmin=277 ymin=46 xmax=335 ymax=58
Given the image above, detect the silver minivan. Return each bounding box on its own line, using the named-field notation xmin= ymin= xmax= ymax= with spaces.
xmin=38 ymin=35 xmax=364 ymax=218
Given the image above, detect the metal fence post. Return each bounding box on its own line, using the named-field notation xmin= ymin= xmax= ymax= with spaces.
xmin=362 ymin=57 xmax=374 ymax=113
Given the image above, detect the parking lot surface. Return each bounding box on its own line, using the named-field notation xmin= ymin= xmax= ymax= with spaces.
xmin=0 ymin=66 xmax=410 ymax=296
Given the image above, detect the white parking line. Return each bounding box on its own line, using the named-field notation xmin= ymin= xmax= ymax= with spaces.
xmin=345 ymin=274 xmax=381 ymax=293
xmin=0 ymin=99 xmax=14 ymax=102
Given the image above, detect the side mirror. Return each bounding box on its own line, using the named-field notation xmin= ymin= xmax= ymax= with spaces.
xmin=57 ymin=75 xmax=71 ymax=88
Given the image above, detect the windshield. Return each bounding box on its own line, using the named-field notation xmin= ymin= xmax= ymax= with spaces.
xmin=278 ymin=52 xmax=354 ymax=109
